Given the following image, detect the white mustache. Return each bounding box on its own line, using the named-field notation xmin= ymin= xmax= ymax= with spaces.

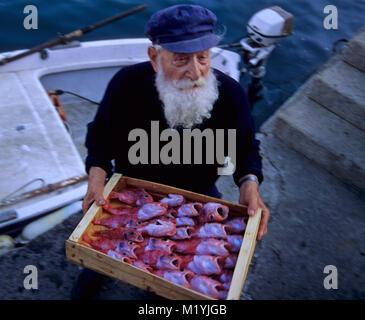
xmin=172 ymin=76 xmax=207 ymax=89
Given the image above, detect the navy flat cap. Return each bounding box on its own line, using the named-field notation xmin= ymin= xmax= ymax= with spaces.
xmin=145 ymin=4 xmax=221 ymax=53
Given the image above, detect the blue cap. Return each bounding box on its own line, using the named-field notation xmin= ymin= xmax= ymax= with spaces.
xmin=145 ymin=5 xmax=221 ymax=53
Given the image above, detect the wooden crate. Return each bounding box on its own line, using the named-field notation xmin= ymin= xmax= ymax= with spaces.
xmin=65 ymin=173 xmax=262 ymax=300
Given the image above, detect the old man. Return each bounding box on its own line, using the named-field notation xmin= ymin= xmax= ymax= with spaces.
xmin=74 ymin=4 xmax=269 ymax=299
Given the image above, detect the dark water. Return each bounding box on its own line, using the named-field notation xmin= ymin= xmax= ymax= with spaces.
xmin=1 ymin=0 xmax=364 ymax=127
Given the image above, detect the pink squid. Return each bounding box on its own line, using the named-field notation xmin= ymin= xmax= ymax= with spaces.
xmin=115 ymin=240 xmax=141 ymax=259
xmin=176 ymin=202 xmax=203 ymax=217
xmin=160 ymin=194 xmax=185 ymax=207
xmin=223 ymin=254 xmax=238 ymax=269
xmin=141 ymin=237 xmax=176 ymax=253
xmin=190 ymin=275 xmax=226 ymax=299
xmin=179 ymin=255 xmax=226 ymax=276
xmin=95 ymin=227 xmax=144 ymax=242
xmin=138 ymin=250 xmax=181 ymax=270
xmin=93 ymin=213 xmax=138 ymax=229
xmin=199 ymin=202 xmax=229 ymax=223
xmin=173 ymin=238 xmax=231 ymax=257
xmin=108 ymin=188 xmax=153 ymax=206
xmin=226 ymin=217 xmax=246 ymax=234
xmin=102 ymin=202 xmax=168 ymax=221
xmin=193 ymin=222 xmax=230 ymax=239
xmin=107 ymin=250 xmax=132 ymax=264
xmin=227 ymin=235 xmax=243 ymax=253
xmin=137 ymin=218 xmax=176 ymax=237
xmin=153 ymin=270 xmax=194 ymax=289
xmin=170 ymin=226 xmax=195 ymax=240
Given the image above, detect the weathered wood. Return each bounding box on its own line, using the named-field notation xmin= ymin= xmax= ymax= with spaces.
xmin=66 ymin=173 xmax=261 ymax=300
xmin=227 ymin=208 xmax=262 ymax=300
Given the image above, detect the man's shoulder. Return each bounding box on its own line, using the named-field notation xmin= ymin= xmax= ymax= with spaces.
xmin=121 ymin=61 xmax=154 ymax=75
xmin=111 ymin=61 xmax=154 ymax=85
xmin=213 ymin=68 xmax=247 ymax=101
xmin=213 ymin=68 xmax=244 ymax=94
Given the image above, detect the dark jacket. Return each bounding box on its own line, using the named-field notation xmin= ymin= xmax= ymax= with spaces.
xmin=85 ymin=61 xmax=263 ymax=194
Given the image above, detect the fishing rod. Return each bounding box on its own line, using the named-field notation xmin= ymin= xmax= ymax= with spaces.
xmin=0 ymin=4 xmax=147 ymax=66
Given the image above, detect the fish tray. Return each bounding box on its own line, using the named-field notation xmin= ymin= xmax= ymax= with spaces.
xmin=65 ymin=173 xmax=262 ymax=300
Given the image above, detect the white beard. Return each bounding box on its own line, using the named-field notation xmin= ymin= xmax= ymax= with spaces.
xmin=155 ymin=60 xmax=219 ymax=129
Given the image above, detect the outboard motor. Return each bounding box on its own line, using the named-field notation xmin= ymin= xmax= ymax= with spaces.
xmin=221 ymin=6 xmax=294 ymax=108
xmin=242 ymin=6 xmax=293 ymax=107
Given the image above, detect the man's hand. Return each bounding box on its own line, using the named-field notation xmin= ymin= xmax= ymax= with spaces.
xmin=238 ymin=175 xmax=270 ymax=241
xmin=82 ymin=167 xmax=107 ymax=215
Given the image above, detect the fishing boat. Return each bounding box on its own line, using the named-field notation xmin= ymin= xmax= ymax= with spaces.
xmin=0 ymin=5 xmax=292 ymax=236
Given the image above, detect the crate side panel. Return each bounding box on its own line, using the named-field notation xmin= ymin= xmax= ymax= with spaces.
xmin=66 ymin=240 xmax=213 ymax=300
xmin=227 ymin=208 xmax=262 ymax=300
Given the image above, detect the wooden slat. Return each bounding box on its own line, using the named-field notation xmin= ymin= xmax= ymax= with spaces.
xmin=68 ymin=173 xmax=122 ymax=242
xmin=65 ymin=239 xmax=213 ymax=300
xmin=226 ymin=208 xmax=262 ymax=300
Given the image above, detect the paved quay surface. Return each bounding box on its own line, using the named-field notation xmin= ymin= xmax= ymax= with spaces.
xmin=238 ymin=132 xmax=365 ymax=300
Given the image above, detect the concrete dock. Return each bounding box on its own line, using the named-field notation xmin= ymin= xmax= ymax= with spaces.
xmin=241 ymin=25 xmax=365 ymax=299
xmin=0 ymin=27 xmax=364 ymax=300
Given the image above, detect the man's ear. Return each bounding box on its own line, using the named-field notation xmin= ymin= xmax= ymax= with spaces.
xmin=148 ymin=46 xmax=158 ymax=72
